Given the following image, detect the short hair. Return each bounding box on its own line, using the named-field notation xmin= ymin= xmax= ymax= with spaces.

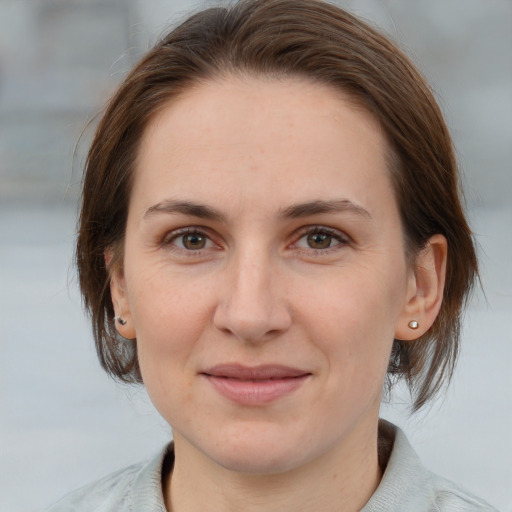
xmin=76 ymin=0 xmax=478 ymax=411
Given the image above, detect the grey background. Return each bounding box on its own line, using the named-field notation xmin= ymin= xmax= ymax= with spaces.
xmin=0 ymin=1 xmax=511 ymax=511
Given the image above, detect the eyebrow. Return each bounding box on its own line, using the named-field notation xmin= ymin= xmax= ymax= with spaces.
xmin=279 ymin=199 xmax=372 ymax=220
xmin=144 ymin=199 xmax=227 ymax=222
xmin=143 ymin=198 xmax=371 ymax=222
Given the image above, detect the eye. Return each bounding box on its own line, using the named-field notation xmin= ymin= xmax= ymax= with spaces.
xmin=164 ymin=228 xmax=216 ymax=251
xmin=294 ymin=227 xmax=348 ymax=251
xmin=304 ymin=232 xmax=333 ymax=250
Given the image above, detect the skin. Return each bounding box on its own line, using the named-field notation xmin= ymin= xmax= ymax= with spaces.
xmin=111 ymin=77 xmax=447 ymax=512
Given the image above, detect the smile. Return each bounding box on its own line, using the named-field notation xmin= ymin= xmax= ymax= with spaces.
xmin=201 ymin=364 xmax=312 ymax=405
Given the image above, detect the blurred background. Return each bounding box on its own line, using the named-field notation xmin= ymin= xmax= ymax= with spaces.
xmin=0 ymin=0 xmax=510 ymax=510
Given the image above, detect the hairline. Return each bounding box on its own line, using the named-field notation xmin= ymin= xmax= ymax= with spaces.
xmin=112 ymin=71 xmax=413 ymax=269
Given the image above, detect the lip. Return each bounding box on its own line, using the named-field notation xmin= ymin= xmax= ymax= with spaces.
xmin=201 ymin=364 xmax=311 ymax=405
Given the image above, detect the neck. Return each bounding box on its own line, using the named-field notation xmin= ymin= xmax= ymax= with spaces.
xmin=165 ymin=422 xmax=382 ymax=512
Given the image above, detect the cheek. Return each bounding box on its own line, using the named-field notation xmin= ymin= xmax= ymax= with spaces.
xmin=132 ymin=282 xmax=205 ymax=418
xmin=135 ymin=297 xmax=205 ymax=354
xmin=300 ymin=263 xmax=405 ymax=371
xmin=305 ymin=261 xmax=404 ymax=325
xmin=126 ymin=265 xmax=215 ymax=374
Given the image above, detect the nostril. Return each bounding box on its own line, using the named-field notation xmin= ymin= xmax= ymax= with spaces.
xmin=212 ymin=274 xmax=292 ymax=342
xmin=213 ymin=309 xmax=291 ymax=343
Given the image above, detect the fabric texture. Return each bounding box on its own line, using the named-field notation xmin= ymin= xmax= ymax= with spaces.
xmin=45 ymin=421 xmax=499 ymax=512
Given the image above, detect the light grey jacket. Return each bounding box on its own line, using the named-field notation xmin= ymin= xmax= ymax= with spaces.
xmin=45 ymin=421 xmax=499 ymax=511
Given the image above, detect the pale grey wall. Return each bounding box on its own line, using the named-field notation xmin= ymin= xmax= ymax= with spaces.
xmin=2 ymin=0 xmax=510 ymax=206
xmin=1 ymin=1 xmax=510 ymax=511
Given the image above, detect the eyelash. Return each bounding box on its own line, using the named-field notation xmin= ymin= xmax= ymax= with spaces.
xmin=161 ymin=225 xmax=350 ymax=255
xmin=161 ymin=227 xmax=218 ymax=255
xmin=291 ymin=225 xmax=350 ymax=254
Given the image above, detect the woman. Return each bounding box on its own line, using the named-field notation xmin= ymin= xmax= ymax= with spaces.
xmin=47 ymin=0 xmax=498 ymax=510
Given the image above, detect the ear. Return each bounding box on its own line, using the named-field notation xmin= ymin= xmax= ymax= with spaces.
xmin=105 ymin=249 xmax=136 ymax=340
xmin=395 ymin=234 xmax=447 ymax=341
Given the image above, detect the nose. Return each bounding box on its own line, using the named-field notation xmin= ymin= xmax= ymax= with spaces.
xmin=213 ymin=250 xmax=292 ymax=343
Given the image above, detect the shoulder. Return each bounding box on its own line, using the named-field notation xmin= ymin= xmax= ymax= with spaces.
xmin=362 ymin=420 xmax=500 ymax=512
xmin=428 ymin=473 xmax=500 ymax=512
xmin=44 ymin=444 xmax=173 ymax=512
xmin=44 ymin=463 xmax=142 ymax=512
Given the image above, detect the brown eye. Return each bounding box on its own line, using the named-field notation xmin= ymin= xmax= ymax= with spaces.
xmin=294 ymin=227 xmax=348 ymax=253
xmin=165 ymin=228 xmax=217 ymax=253
xmin=306 ymin=232 xmax=333 ymax=249
xmin=181 ymin=233 xmax=207 ymax=250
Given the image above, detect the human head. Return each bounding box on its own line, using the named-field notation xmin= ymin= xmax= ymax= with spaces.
xmin=76 ymin=0 xmax=478 ymax=411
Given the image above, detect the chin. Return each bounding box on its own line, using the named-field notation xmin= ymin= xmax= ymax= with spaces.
xmin=212 ymin=445 xmax=305 ymax=475
xmin=193 ymin=424 xmax=320 ymax=476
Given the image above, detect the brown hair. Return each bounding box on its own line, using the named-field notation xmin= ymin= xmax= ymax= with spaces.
xmin=76 ymin=0 xmax=478 ymax=411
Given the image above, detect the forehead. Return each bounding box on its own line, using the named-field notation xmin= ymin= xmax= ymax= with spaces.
xmin=132 ymin=76 xmax=394 ymax=219
xmin=139 ymin=76 xmax=385 ymax=155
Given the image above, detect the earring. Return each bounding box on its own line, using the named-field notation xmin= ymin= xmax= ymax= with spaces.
xmin=115 ymin=316 xmax=127 ymax=326
xmin=408 ymin=320 xmax=419 ymax=330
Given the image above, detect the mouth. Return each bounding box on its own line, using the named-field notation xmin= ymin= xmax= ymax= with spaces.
xmin=201 ymin=364 xmax=312 ymax=405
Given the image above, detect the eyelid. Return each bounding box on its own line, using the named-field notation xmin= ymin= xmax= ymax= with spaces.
xmin=290 ymin=225 xmax=351 ymax=250
xmin=161 ymin=226 xmax=220 ymax=251
xmin=159 ymin=224 xmax=350 ymax=255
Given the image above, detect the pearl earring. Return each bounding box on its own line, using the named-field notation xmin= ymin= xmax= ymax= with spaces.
xmin=408 ymin=320 xmax=419 ymax=329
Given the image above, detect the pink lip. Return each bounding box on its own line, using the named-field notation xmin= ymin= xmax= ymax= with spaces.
xmin=201 ymin=364 xmax=311 ymax=405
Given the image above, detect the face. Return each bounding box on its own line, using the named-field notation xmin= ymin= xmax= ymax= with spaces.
xmin=112 ymin=77 xmax=419 ymax=475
